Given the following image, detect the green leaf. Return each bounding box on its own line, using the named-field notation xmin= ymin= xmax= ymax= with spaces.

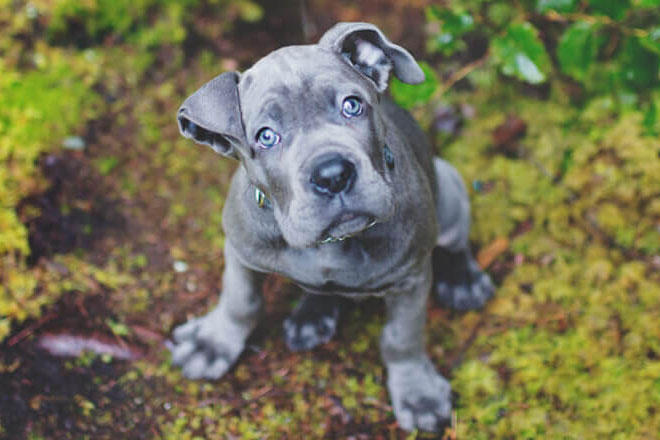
xmin=237 ymin=0 xmax=263 ymax=23
xmin=618 ymin=36 xmax=660 ymax=89
xmin=492 ymin=22 xmax=552 ymax=84
xmin=426 ymin=6 xmax=475 ymax=56
xmin=587 ymin=0 xmax=631 ymax=20
xmin=95 ymin=156 xmax=119 ymax=175
xmin=637 ymin=0 xmax=660 ymax=6
xmin=390 ymin=62 xmax=439 ymax=109
xmin=557 ymin=22 xmax=600 ymax=81
xmin=106 ymin=319 xmax=130 ymax=337
xmin=640 ymin=27 xmax=660 ymax=55
xmin=642 ymin=99 xmax=659 ymax=135
xmin=488 ymin=3 xmax=517 ymax=27
xmin=536 ymin=0 xmax=578 ymax=13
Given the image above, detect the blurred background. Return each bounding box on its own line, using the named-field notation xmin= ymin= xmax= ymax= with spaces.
xmin=1 ymin=0 xmax=659 ymax=438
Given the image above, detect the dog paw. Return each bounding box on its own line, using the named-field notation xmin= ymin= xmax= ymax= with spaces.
xmin=433 ymin=248 xmax=494 ymax=311
xmin=435 ymin=270 xmax=494 ymax=311
xmin=387 ymin=357 xmax=452 ymax=433
xmin=283 ymin=295 xmax=340 ymax=352
xmin=169 ymin=311 xmax=243 ymax=380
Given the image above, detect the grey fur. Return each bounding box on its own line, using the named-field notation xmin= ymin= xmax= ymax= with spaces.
xmin=171 ymin=22 xmax=493 ymax=433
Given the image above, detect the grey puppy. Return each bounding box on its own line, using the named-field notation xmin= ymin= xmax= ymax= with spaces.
xmin=170 ymin=22 xmax=493 ymax=433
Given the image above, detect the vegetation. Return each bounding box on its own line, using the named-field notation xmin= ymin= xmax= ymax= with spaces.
xmin=0 ymin=0 xmax=658 ymax=438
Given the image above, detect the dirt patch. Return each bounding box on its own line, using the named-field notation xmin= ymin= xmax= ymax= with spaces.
xmin=0 ymin=343 xmax=158 ymax=439
xmin=19 ymin=152 xmax=125 ymax=266
xmin=0 ymin=345 xmax=142 ymax=440
xmin=0 ymin=289 xmax=161 ymax=439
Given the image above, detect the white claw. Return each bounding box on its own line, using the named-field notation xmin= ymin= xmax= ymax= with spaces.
xmin=173 ymin=319 xmax=200 ymax=342
xmin=182 ymin=352 xmax=208 ymax=380
xmin=171 ymin=340 xmax=196 ymax=366
xmin=395 ymin=407 xmax=415 ymax=432
xmin=204 ymin=357 xmax=230 ymax=380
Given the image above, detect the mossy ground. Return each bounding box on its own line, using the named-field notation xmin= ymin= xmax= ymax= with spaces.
xmin=1 ymin=1 xmax=659 ymax=438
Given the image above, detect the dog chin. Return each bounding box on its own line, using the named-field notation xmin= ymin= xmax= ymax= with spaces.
xmin=279 ymin=193 xmax=396 ymax=248
xmin=317 ymin=213 xmax=377 ymax=244
xmin=280 ymin=213 xmax=378 ymax=249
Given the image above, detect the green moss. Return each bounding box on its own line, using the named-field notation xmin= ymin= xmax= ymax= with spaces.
xmin=2 ymin=0 xmax=660 ymax=437
xmin=0 ymin=0 xmax=225 ymax=341
xmin=0 ymin=43 xmax=102 ymax=337
xmin=445 ymin=82 xmax=660 ymax=437
xmin=46 ymin=0 xmax=199 ymax=46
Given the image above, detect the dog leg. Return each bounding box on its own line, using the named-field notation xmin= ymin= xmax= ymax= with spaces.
xmin=283 ymin=293 xmax=343 ymax=351
xmin=170 ymin=242 xmax=264 ymax=380
xmin=381 ymin=263 xmax=452 ymax=433
xmin=432 ymin=157 xmax=494 ymax=311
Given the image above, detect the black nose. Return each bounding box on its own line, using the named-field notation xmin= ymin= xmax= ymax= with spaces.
xmin=310 ymin=156 xmax=356 ymax=195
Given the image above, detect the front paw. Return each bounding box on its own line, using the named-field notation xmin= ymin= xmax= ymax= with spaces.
xmin=283 ymin=303 xmax=338 ymax=352
xmin=433 ymin=248 xmax=494 ymax=311
xmin=170 ymin=311 xmax=243 ymax=380
xmin=435 ymin=270 xmax=493 ymax=311
xmin=283 ymin=294 xmax=341 ymax=352
xmin=387 ymin=358 xmax=452 ymax=433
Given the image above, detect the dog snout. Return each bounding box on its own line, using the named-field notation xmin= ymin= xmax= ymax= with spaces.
xmin=310 ymin=154 xmax=356 ymax=196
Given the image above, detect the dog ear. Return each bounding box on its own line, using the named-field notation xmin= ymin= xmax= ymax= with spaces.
xmin=177 ymin=71 xmax=245 ymax=159
xmin=319 ymin=22 xmax=425 ymax=92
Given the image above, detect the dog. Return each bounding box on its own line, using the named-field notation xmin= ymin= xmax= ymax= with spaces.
xmin=170 ymin=22 xmax=493 ymax=433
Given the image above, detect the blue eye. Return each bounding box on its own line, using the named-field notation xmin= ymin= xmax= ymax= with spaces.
xmin=256 ymin=127 xmax=280 ymax=149
xmin=342 ymin=96 xmax=363 ymax=117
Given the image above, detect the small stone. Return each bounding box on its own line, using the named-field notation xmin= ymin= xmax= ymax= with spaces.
xmin=62 ymin=136 xmax=86 ymax=151
xmin=26 ymin=4 xmax=38 ymax=19
xmin=652 ymin=256 xmax=660 ymax=271
xmin=173 ymin=260 xmax=188 ymax=273
xmin=514 ymin=253 xmax=525 ymax=266
xmin=460 ymin=103 xmax=476 ymax=120
xmin=84 ymin=49 xmax=97 ymax=62
xmin=44 ymin=154 xmax=58 ymax=167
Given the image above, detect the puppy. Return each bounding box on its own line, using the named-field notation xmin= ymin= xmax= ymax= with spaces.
xmin=171 ymin=22 xmax=493 ymax=432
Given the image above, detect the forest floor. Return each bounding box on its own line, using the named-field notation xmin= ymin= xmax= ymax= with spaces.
xmin=1 ymin=0 xmax=659 ymax=439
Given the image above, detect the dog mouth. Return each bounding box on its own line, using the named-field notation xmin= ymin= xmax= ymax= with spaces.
xmin=316 ymin=213 xmax=378 ymax=245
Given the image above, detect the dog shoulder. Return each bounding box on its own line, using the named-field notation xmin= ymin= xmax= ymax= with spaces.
xmin=222 ymin=167 xmax=287 ymax=266
xmin=381 ymin=97 xmax=436 ymax=190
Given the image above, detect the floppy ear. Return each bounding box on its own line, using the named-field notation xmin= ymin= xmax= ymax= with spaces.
xmin=177 ymin=71 xmax=246 ymax=159
xmin=319 ymin=22 xmax=425 ymax=92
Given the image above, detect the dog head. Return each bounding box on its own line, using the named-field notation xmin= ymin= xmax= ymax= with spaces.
xmin=177 ymin=22 xmax=424 ymax=248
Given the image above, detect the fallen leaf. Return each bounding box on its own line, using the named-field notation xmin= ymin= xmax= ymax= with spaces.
xmin=477 ymin=237 xmax=510 ymax=269
xmin=37 ymin=333 xmax=142 ymax=360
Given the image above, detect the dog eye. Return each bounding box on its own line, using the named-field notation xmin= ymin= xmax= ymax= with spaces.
xmin=256 ymin=127 xmax=281 ymax=149
xmin=342 ymin=96 xmax=363 ymax=118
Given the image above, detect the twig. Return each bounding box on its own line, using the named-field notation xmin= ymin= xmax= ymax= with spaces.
xmin=449 ymin=315 xmax=487 ymax=369
xmin=543 ymin=10 xmax=649 ymax=37
xmin=449 ymin=409 xmax=458 ymax=440
xmin=436 ymin=53 xmax=490 ymax=98
xmin=7 ymin=312 xmax=57 ymax=347
xmin=363 ymin=396 xmax=393 ymax=413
